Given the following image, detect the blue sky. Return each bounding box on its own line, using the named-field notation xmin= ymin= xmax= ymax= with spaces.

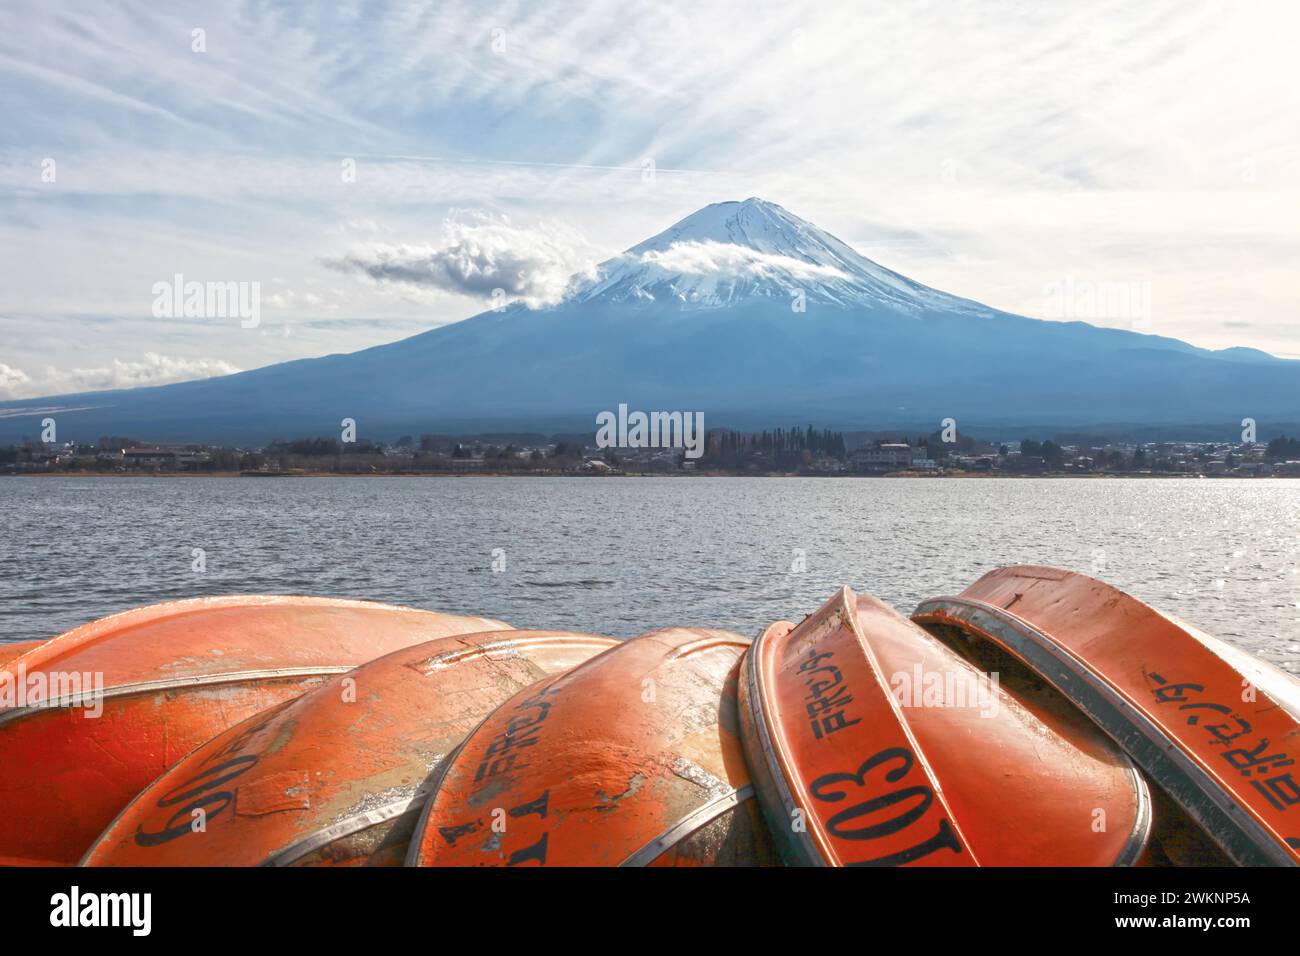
xmin=2 ymin=0 xmax=1298 ymax=397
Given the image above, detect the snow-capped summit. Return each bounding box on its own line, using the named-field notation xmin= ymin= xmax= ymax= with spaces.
xmin=571 ymin=198 xmax=986 ymax=314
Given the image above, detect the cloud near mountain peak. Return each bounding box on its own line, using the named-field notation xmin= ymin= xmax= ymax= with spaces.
xmin=634 ymin=240 xmax=849 ymax=282
xmin=324 ymin=213 xmax=599 ymax=308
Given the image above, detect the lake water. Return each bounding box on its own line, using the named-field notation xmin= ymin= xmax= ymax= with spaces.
xmin=2 ymin=476 xmax=1298 ymax=674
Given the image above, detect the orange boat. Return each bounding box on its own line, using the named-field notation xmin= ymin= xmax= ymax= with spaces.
xmin=0 ymin=596 xmax=509 ymax=866
xmin=81 ymin=629 xmax=617 ymax=867
xmin=409 ymin=627 xmax=778 ymax=867
xmin=739 ymin=587 xmax=1151 ymax=866
xmin=913 ymin=566 xmax=1300 ymax=867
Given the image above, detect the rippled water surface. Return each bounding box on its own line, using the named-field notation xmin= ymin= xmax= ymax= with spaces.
xmin=2 ymin=476 xmax=1298 ymax=673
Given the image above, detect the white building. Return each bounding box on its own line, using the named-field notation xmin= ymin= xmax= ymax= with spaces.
xmin=853 ymin=443 xmax=915 ymax=473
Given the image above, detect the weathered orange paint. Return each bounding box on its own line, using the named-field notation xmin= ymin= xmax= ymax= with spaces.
xmin=0 ymin=596 xmax=510 ymax=866
xmin=81 ymin=629 xmax=615 ymax=866
xmin=913 ymin=566 xmax=1300 ymax=865
xmin=0 ymin=641 xmax=43 ymax=667
xmin=409 ymin=628 xmax=776 ymax=866
xmin=740 ymin=587 xmax=1148 ymax=866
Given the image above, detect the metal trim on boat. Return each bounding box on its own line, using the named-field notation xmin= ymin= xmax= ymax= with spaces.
xmin=619 ymin=785 xmax=757 ymax=867
xmin=1116 ymin=766 xmax=1154 ymax=867
xmin=913 ymin=595 xmax=1294 ymax=867
xmin=0 ymin=667 xmax=356 ymax=727
xmin=738 ymin=622 xmax=826 ymax=867
xmin=260 ymin=798 xmax=419 ymax=867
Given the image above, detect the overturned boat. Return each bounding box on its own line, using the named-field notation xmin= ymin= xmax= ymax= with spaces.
xmin=14 ymin=563 xmax=1298 ymax=869
xmin=81 ymin=629 xmax=616 ymax=866
xmin=913 ymin=566 xmax=1300 ymax=866
xmin=739 ymin=587 xmax=1152 ymax=866
xmin=409 ymin=627 xmax=778 ymax=867
xmin=0 ymin=596 xmax=509 ymax=866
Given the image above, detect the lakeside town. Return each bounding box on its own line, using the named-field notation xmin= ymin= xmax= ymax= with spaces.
xmin=4 ymin=428 xmax=1300 ymax=478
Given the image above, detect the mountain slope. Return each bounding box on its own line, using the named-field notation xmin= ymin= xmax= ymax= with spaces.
xmin=3 ymin=198 xmax=1298 ymax=443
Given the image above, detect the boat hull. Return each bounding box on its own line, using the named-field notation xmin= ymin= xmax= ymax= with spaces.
xmin=81 ymin=630 xmax=616 ymax=866
xmin=409 ymin=627 xmax=778 ymax=866
xmin=0 ymin=641 xmax=43 ymax=667
xmin=913 ymin=565 xmax=1300 ymax=866
xmin=0 ymin=596 xmax=510 ymax=866
xmin=740 ymin=587 xmax=1150 ymax=866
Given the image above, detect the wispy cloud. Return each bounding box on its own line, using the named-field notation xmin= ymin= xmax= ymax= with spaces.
xmin=3 ymin=0 xmax=1299 ymax=384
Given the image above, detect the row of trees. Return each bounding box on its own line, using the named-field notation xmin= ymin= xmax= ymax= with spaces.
xmin=700 ymin=426 xmax=848 ymax=470
xmin=269 ymin=437 xmax=385 ymax=456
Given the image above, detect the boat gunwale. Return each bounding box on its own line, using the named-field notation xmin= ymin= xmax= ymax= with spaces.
xmin=1117 ymin=766 xmax=1155 ymax=867
xmin=739 ymin=622 xmax=825 ymax=866
xmin=403 ymin=724 xmax=489 ymax=867
xmin=618 ymin=784 xmax=757 ymax=867
xmin=261 ymin=796 xmax=423 ymax=868
xmin=0 ymin=666 xmax=357 ymax=728
xmin=912 ymin=594 xmax=1294 ymax=867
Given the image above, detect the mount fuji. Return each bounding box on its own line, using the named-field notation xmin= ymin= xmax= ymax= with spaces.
xmin=4 ymin=198 xmax=1299 ymax=444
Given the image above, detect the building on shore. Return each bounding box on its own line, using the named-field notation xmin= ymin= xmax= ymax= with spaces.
xmin=852 ymin=442 xmax=916 ymax=473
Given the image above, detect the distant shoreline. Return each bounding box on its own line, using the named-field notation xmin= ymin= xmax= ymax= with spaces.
xmin=6 ymin=469 xmax=1293 ymax=480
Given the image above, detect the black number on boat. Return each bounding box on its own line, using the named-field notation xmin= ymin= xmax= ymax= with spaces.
xmin=809 ymin=746 xmax=962 ymax=865
xmin=133 ymin=755 xmax=258 ymax=847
